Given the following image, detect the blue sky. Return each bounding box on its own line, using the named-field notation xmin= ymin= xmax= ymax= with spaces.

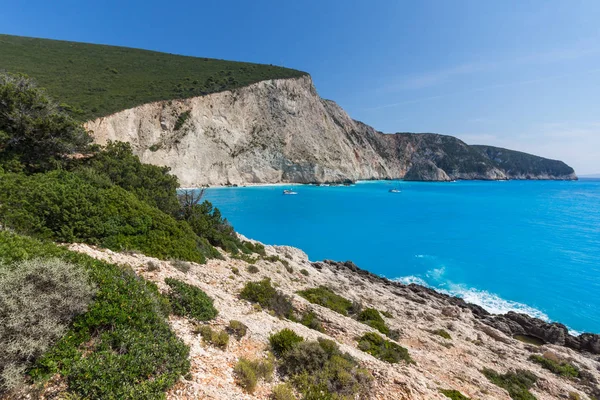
xmin=2 ymin=0 xmax=599 ymax=174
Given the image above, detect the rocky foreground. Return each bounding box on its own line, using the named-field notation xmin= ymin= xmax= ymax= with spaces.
xmin=64 ymin=236 xmax=600 ymax=400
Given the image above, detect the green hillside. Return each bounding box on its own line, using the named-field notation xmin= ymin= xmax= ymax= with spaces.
xmin=0 ymin=34 xmax=307 ymax=120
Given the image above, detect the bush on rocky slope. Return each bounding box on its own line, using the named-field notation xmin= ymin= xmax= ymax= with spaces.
xmin=0 ymin=258 xmax=96 ymax=392
xmin=529 ymin=354 xmax=580 ymax=379
xmin=482 ymin=368 xmax=538 ymax=400
xmin=234 ymin=356 xmax=274 ymax=393
xmin=357 ymin=308 xmax=390 ymax=335
xmin=440 ymin=389 xmax=471 ymax=400
xmin=357 ymin=332 xmax=413 ymax=364
xmin=241 ymin=278 xmax=295 ymax=319
xmin=0 ymin=231 xmax=190 ymax=399
xmin=166 ymin=277 xmax=218 ymax=321
xmin=297 ymin=286 xmax=356 ymax=316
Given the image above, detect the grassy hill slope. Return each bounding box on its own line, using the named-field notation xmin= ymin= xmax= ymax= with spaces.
xmin=0 ymin=34 xmax=307 ymax=120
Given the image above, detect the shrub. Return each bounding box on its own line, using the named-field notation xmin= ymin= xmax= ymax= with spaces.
xmin=278 ymin=338 xmax=373 ymax=399
xmin=227 ymin=320 xmax=248 ymax=339
xmin=0 ymin=73 xmax=91 ymax=173
xmin=529 ymin=354 xmax=580 ymax=378
xmin=75 ymin=141 xmax=180 ymax=215
xmin=234 ymin=356 xmax=274 ymax=393
xmin=172 ymin=259 xmax=192 ymax=273
xmin=300 ymin=269 xmax=309 ymax=276
xmin=241 ymin=241 xmax=266 ymax=256
xmin=247 ymin=265 xmax=260 ymax=274
xmin=231 ymin=267 xmax=240 ymax=275
xmin=269 ymin=329 xmax=304 ymax=356
xmin=174 ymin=110 xmax=191 ymax=131
xmin=357 ymin=308 xmax=390 ymax=335
xmin=271 ymin=383 xmax=296 ymax=400
xmin=300 ymin=311 xmax=325 ymax=333
xmin=482 ymin=368 xmax=538 ymax=400
xmin=0 ymin=232 xmax=190 ymax=399
xmin=434 ymin=329 xmax=452 ymax=340
xmin=381 ymin=310 xmax=393 ymax=318
xmin=240 ymin=279 xmax=294 ymax=318
xmin=147 ymin=261 xmax=160 ymax=271
xmin=297 ymin=286 xmax=354 ymax=316
xmin=440 ymin=389 xmax=471 ymax=400
xmin=165 ymin=278 xmax=218 ymax=321
xmin=0 ymin=171 xmax=212 ymax=263
xmin=196 ymin=325 xmax=229 ymax=349
xmin=0 ymin=258 xmax=96 ymax=392
xmin=357 ymin=332 xmax=413 ymax=364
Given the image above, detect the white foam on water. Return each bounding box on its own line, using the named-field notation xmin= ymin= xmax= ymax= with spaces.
xmin=393 ymin=275 xmax=550 ymax=322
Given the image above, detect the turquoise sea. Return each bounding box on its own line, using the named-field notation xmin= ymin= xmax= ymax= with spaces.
xmin=203 ymin=179 xmax=600 ymax=334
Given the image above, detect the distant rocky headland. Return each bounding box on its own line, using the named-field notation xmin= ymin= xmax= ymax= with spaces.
xmin=86 ymin=76 xmax=577 ymax=187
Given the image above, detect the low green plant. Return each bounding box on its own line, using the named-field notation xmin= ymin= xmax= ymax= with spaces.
xmin=357 ymin=332 xmax=413 ymax=364
xmin=231 ymin=267 xmax=240 ymax=275
xmin=270 ymin=383 xmax=296 ymax=400
xmin=0 ymin=258 xmax=96 ymax=392
xmin=300 ymin=269 xmax=309 ymax=276
xmin=240 ymin=279 xmax=294 ymax=318
xmin=147 ymin=261 xmax=160 ymax=271
xmin=357 ymin=308 xmax=390 ymax=335
xmin=440 ymin=389 xmax=471 ymax=400
xmin=380 ymin=310 xmax=393 ymax=318
xmin=529 ymin=354 xmax=580 ymax=379
xmin=434 ymin=329 xmax=452 ymax=340
xmin=234 ymin=356 xmax=274 ymax=393
xmin=276 ymin=336 xmax=373 ymax=399
xmin=482 ymin=368 xmax=538 ymax=400
xmin=196 ymin=325 xmax=229 ymax=349
xmin=0 ymin=232 xmax=190 ymax=399
xmin=247 ymin=265 xmax=260 ymax=274
xmin=165 ymin=278 xmax=218 ymax=321
xmin=269 ymin=329 xmax=304 ymax=356
xmin=297 ymin=286 xmax=355 ymax=316
xmin=227 ymin=320 xmax=248 ymax=339
xmin=174 ymin=110 xmax=191 ymax=131
xmin=300 ymin=311 xmax=325 ymax=333
xmin=172 ymin=259 xmax=192 ymax=273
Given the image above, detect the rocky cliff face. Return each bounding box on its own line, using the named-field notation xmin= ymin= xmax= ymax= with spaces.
xmin=86 ymin=76 xmax=576 ymax=186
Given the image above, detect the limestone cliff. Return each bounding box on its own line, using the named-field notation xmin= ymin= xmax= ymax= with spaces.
xmin=86 ymin=76 xmax=576 ymax=186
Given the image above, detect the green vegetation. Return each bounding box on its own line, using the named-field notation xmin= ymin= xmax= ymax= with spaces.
xmin=300 ymin=311 xmax=325 ymax=333
xmin=474 ymin=145 xmax=575 ymax=178
xmin=0 ymin=258 xmax=96 ymax=392
xmin=240 ymin=279 xmax=294 ymax=319
xmin=0 ymin=170 xmax=211 ymax=263
xmin=0 ymin=231 xmax=190 ymax=398
xmin=270 ymin=331 xmax=373 ymax=399
xmin=482 ymin=368 xmax=538 ymax=400
xmin=440 ymin=389 xmax=471 ymax=400
xmin=247 ymin=265 xmax=260 ymax=274
xmin=165 ymin=278 xmax=218 ymax=321
xmin=196 ymin=325 xmax=229 ymax=349
xmin=269 ymin=329 xmax=304 ymax=357
xmin=76 ymin=141 xmax=181 ymax=215
xmin=357 ymin=332 xmax=413 ymax=364
xmin=300 ymin=268 xmax=309 ymax=276
xmin=270 ymin=383 xmax=297 ymax=400
xmin=227 ymin=320 xmax=248 ymax=339
xmin=172 ymin=259 xmax=192 ymax=273
xmin=174 ymin=110 xmax=191 ymax=131
xmin=380 ymin=310 xmax=393 ymax=318
xmin=357 ymin=308 xmax=390 ymax=336
xmin=0 ymin=73 xmax=91 ymax=173
xmin=0 ymin=34 xmax=307 ymax=120
xmin=234 ymin=356 xmax=274 ymax=393
xmin=529 ymin=354 xmax=580 ymax=379
xmin=297 ymin=286 xmax=355 ymax=316
xmin=433 ymin=329 xmax=452 ymax=340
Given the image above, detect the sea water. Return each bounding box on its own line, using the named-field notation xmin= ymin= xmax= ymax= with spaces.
xmin=202 ymin=179 xmax=600 ymax=334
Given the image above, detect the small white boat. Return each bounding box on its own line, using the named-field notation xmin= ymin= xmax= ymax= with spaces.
xmin=389 ymin=188 xmax=401 ymax=193
xmin=283 ymin=189 xmax=298 ymax=195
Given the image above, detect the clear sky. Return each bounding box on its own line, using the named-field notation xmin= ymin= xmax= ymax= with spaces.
xmin=2 ymin=0 xmax=599 ymax=174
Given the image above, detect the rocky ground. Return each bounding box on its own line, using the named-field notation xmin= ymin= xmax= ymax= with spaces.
xmin=67 ymin=238 xmax=600 ymax=400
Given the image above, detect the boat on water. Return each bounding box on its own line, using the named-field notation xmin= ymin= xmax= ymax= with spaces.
xmin=389 ymin=188 xmax=401 ymax=193
xmin=283 ymin=189 xmax=298 ymax=195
